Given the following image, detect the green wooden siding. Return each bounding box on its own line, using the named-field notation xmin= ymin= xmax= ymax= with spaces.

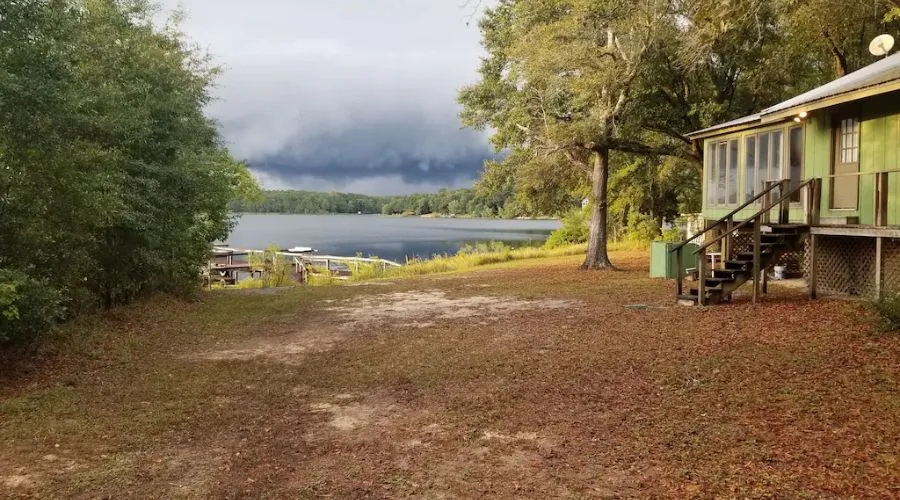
xmin=701 ymin=90 xmax=900 ymax=225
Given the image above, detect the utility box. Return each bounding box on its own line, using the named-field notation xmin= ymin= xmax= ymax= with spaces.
xmin=650 ymin=241 xmax=698 ymax=279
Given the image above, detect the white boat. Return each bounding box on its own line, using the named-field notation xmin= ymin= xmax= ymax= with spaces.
xmin=287 ymin=246 xmax=315 ymax=253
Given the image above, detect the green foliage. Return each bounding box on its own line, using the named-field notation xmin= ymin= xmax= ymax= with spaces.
xmin=656 ymin=227 xmax=682 ymax=244
xmin=0 ymin=0 xmax=258 ymax=340
xmin=248 ymin=245 xmax=295 ymax=288
xmin=0 ymin=269 xmax=64 ymax=344
xmin=545 ymin=210 xmax=589 ymax=249
xmin=623 ymin=213 xmax=660 ymax=243
xmin=872 ymin=292 xmax=900 ymax=333
xmin=229 ymin=188 xmax=519 ymax=218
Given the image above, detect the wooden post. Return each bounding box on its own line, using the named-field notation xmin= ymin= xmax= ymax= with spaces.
xmin=675 ymin=247 xmax=683 ymax=297
xmin=779 ymin=179 xmax=790 ymax=224
xmin=876 ymin=236 xmax=883 ymax=298
xmin=805 ymin=181 xmax=813 ymax=225
xmin=811 ymin=178 xmax=822 ymax=226
xmin=808 ymin=234 xmax=818 ymax=299
xmin=762 ymin=265 xmax=769 ymax=294
xmin=697 ymin=249 xmax=706 ymax=306
xmin=325 ymin=259 xmax=331 ymax=273
xmin=724 ymin=217 xmax=733 ymax=263
xmin=752 ymin=217 xmax=762 ymax=303
xmin=875 ymin=172 xmax=888 ymax=227
xmin=763 ymin=182 xmax=773 ymax=224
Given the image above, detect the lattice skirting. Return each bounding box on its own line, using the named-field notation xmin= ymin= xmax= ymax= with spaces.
xmin=700 ymin=221 xmax=900 ymax=297
xmin=814 ymin=236 xmax=877 ymax=297
xmin=730 ymin=230 xmax=808 ymax=277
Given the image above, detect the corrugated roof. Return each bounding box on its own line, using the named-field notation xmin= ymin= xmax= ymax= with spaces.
xmin=760 ymin=51 xmax=900 ymax=117
xmin=686 ymin=113 xmax=761 ymax=138
xmin=688 ymin=51 xmax=900 ymax=138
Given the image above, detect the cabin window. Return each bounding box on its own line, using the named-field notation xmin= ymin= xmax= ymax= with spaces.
xmin=717 ymin=142 xmax=727 ymax=205
xmin=706 ymin=138 xmax=739 ymax=207
xmin=771 ymin=130 xmax=783 ymax=183
xmin=789 ymin=126 xmax=804 ymax=202
xmin=839 ymin=118 xmax=860 ymax=163
xmin=757 ymin=133 xmax=769 ymax=197
xmin=706 ymin=142 xmax=715 ymax=207
xmin=728 ymin=140 xmax=738 ymax=204
xmin=745 ymin=136 xmax=756 ymax=201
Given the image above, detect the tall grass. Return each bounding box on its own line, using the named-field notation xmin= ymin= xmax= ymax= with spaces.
xmin=347 ymin=242 xmax=590 ymax=282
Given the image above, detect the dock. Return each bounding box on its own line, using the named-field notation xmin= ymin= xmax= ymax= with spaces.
xmin=206 ymin=246 xmax=402 ymax=286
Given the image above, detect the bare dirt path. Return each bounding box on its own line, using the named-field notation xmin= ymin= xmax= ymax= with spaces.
xmin=1 ymin=251 xmax=898 ymax=498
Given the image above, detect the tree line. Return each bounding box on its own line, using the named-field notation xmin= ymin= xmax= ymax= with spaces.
xmin=0 ymin=0 xmax=258 ymax=342
xmin=229 ymin=187 xmax=552 ymax=218
xmin=460 ymin=0 xmax=900 ymax=268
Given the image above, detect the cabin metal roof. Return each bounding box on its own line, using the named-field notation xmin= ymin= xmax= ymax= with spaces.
xmin=685 ymin=113 xmax=762 ymax=139
xmin=688 ymin=51 xmax=900 ymax=139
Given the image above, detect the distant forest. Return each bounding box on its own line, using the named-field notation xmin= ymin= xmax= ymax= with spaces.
xmin=228 ymin=188 xmax=568 ymax=218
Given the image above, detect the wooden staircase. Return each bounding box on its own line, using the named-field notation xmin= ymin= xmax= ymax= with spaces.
xmin=676 ymin=224 xmax=808 ymax=306
xmin=670 ymin=178 xmax=822 ymax=306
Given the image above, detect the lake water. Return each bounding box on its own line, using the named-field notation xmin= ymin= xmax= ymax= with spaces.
xmin=225 ymin=214 xmax=561 ymax=263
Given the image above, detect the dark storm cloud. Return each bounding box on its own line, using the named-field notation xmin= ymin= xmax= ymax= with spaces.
xmin=159 ymin=0 xmax=494 ymax=194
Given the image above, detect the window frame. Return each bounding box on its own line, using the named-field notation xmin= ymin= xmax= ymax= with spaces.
xmin=705 ymin=121 xmax=805 ymax=210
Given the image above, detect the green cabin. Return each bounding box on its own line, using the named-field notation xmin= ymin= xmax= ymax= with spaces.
xmin=674 ymin=51 xmax=900 ymax=305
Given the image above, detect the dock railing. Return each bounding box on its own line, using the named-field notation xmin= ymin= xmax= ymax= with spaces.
xmin=208 ymin=247 xmax=402 ymax=286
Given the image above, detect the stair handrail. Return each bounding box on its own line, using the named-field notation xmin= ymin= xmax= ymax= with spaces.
xmin=668 ymin=181 xmax=783 ymax=255
xmin=693 ymin=178 xmax=819 ymax=256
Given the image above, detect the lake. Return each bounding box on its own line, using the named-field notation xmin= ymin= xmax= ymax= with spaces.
xmin=225 ymin=214 xmax=561 ymax=263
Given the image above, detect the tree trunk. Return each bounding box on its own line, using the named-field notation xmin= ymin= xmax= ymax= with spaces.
xmin=582 ymin=147 xmax=613 ymax=269
xmin=822 ymin=30 xmax=848 ymax=77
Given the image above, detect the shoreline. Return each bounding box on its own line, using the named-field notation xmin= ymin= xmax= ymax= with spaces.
xmin=230 ymin=212 xmax=558 ymax=221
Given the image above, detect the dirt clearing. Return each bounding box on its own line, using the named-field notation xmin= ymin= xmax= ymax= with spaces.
xmin=1 ymin=250 xmax=898 ymax=498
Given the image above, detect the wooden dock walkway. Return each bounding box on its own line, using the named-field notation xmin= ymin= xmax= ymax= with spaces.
xmin=206 ymin=247 xmax=402 ymax=286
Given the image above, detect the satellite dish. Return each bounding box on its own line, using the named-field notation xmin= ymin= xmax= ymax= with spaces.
xmin=869 ymin=34 xmax=895 ymax=57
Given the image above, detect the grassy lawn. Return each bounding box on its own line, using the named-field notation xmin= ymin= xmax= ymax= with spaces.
xmin=1 ymin=250 xmax=898 ymax=498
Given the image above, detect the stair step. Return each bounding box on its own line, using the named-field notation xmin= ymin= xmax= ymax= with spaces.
xmin=736 ymin=251 xmax=774 ymax=261
xmin=761 ymin=233 xmax=794 ymax=242
xmin=763 ymin=224 xmax=809 ymax=234
xmin=712 ymin=268 xmax=745 ymax=278
xmin=689 ymin=287 xmax=723 ymax=296
xmin=724 ymin=260 xmax=752 ymax=270
xmin=703 ymin=277 xmax=734 ymax=287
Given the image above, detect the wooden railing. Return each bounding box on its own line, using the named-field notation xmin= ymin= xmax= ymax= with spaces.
xmin=688 ymin=178 xmax=822 ymax=305
xmin=670 ymin=182 xmax=783 ymax=298
xmin=822 ymin=168 xmax=900 ymax=227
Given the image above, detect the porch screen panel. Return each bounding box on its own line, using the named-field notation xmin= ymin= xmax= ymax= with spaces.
xmin=789 ymin=126 xmax=803 ymax=202
xmin=758 ymin=133 xmax=769 ymax=197
xmin=717 ymin=142 xmax=727 ymax=205
xmin=745 ymin=136 xmax=756 ymax=201
xmin=728 ymin=139 xmax=738 ymax=204
xmin=706 ymin=142 xmax=716 ymax=206
xmin=771 ymin=130 xmax=783 ymax=184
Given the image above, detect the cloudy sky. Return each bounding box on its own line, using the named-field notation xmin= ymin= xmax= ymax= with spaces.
xmin=158 ymin=0 xmax=494 ymax=195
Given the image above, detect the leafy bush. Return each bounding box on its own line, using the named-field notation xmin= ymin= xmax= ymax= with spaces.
xmin=545 ymin=210 xmax=589 ymax=248
xmin=872 ymin=292 xmax=900 ymax=332
xmin=248 ymin=245 xmax=295 ymax=288
xmin=624 ymin=212 xmax=660 ymax=243
xmin=656 ymin=226 xmax=682 ymax=243
xmin=0 ymin=269 xmax=64 ymax=344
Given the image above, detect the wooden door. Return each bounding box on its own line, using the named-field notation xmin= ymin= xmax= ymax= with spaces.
xmin=831 ymin=117 xmax=860 ymax=210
